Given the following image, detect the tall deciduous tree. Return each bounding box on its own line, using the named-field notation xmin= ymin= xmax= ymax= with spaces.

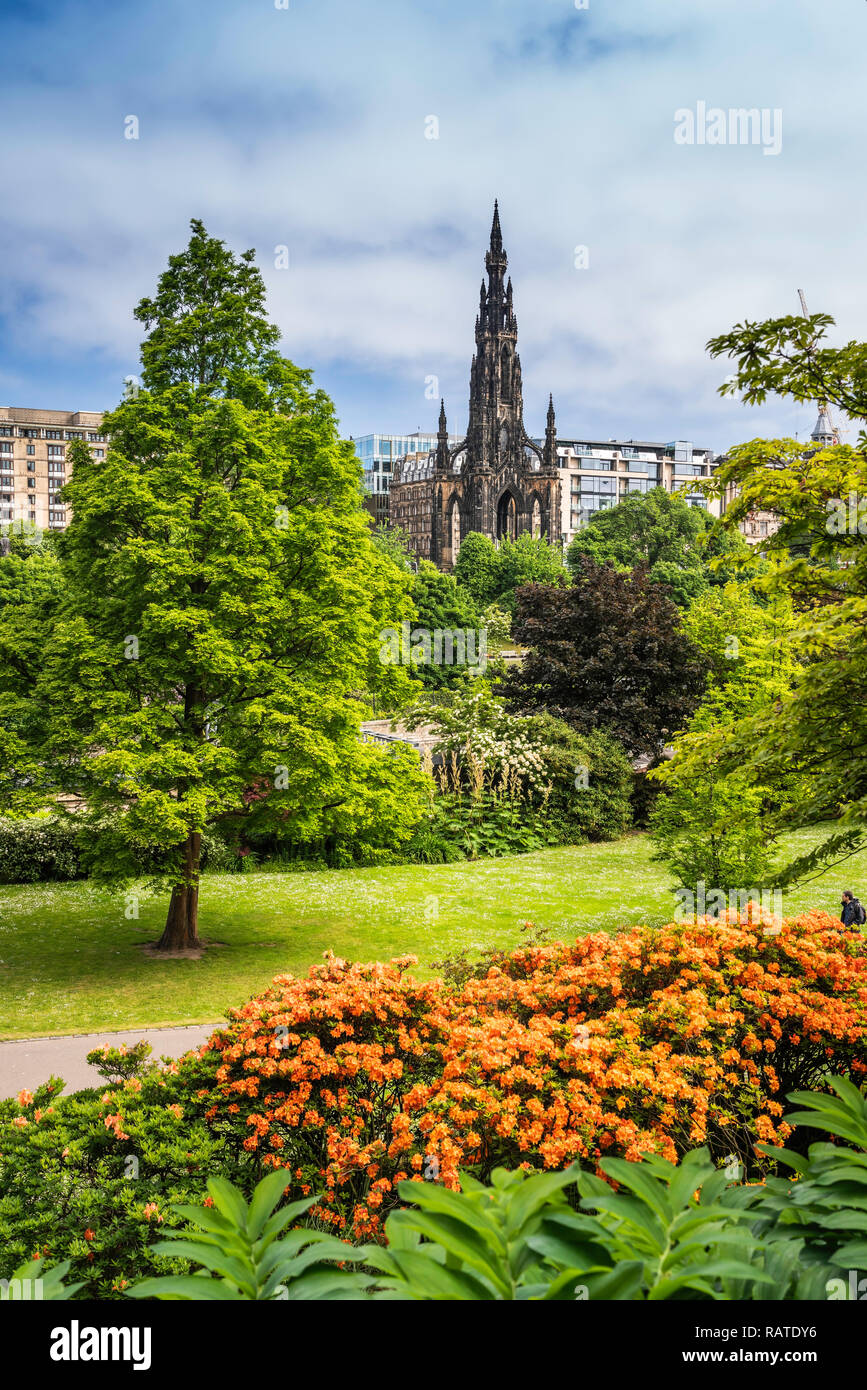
xmin=453 ymin=531 xmax=502 ymax=608
xmin=501 ymin=558 xmax=708 ymax=757
xmin=684 ymin=307 xmax=867 ymax=880
xmin=455 ymin=530 xmax=567 ymax=614
xmin=406 ymin=562 xmax=482 ymax=689
xmin=0 ymin=222 xmax=423 ymax=949
xmin=566 ymin=487 xmax=748 ymax=606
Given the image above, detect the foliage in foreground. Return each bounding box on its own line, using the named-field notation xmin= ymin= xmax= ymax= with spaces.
xmin=197 ymin=909 xmax=865 ymax=1240
xmin=2 ymin=925 xmax=865 ymax=1299
xmin=128 ymin=1168 xmax=374 ymax=1301
xmin=42 ymin=1076 xmax=867 ymax=1302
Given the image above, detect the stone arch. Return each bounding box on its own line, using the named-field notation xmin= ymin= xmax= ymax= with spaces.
xmin=529 ymin=492 xmax=543 ymax=539
xmin=496 ymin=486 xmax=521 ymax=542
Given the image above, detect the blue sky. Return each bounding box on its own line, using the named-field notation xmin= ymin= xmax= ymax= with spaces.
xmin=0 ymin=0 xmax=864 ymax=452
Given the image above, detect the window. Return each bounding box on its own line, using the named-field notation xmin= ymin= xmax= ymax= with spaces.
xmin=0 ymin=443 xmax=11 ymax=454
xmin=92 ymin=448 xmax=104 ymax=459
xmin=580 ymin=476 xmax=616 ymax=496
xmin=26 ymin=445 xmax=35 ymax=456
xmin=48 ymin=462 xmax=64 ymax=475
xmin=21 ymin=428 xmax=39 ymax=439
xmin=88 ymin=433 xmax=105 ymax=442
xmin=578 ymin=456 xmax=612 ymax=471
xmin=65 ymin=431 xmax=83 ymax=440
xmin=45 ymin=430 xmax=63 ymax=440
xmin=27 ymin=478 xmax=36 ymax=489
xmin=0 ymin=427 xmax=12 ymax=437
xmin=27 ymin=461 xmax=36 ymax=472
xmin=48 ymin=445 xmax=64 ymax=458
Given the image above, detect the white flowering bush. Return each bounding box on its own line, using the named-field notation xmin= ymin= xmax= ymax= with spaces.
xmin=418 ymin=686 xmax=552 ymax=800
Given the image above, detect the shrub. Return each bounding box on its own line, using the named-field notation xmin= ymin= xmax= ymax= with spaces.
xmin=402 ymin=686 xmax=632 ymax=857
xmin=0 ymin=1057 xmax=242 ymax=1297
xmin=3 ymin=918 xmax=865 ymax=1291
xmin=0 ymin=815 xmax=84 ymax=883
xmin=191 ymin=910 xmax=866 ymax=1238
xmin=128 ymin=1079 xmax=867 ymax=1301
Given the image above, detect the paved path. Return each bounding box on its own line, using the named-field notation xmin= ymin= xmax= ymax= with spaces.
xmin=0 ymin=1024 xmax=218 ymax=1099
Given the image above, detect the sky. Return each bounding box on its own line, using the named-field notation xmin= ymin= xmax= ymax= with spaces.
xmin=0 ymin=0 xmax=865 ymax=454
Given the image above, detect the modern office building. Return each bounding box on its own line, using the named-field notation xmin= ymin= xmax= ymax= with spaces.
xmin=0 ymin=406 xmax=106 ymax=533
xmin=352 ymin=432 xmax=461 ymax=499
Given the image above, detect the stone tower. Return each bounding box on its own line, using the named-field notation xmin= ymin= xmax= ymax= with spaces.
xmin=432 ymin=202 xmax=561 ymax=568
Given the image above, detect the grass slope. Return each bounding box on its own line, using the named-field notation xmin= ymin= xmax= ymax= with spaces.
xmin=0 ymin=826 xmax=862 ymax=1039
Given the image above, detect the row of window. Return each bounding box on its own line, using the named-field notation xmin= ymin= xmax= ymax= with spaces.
xmin=0 ymin=461 xmax=63 ymax=472
xmin=0 ymin=446 xmax=100 ymax=460
xmin=0 ymin=427 xmax=105 ymax=442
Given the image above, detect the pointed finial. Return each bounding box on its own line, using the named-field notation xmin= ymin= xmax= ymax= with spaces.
xmin=438 ymin=398 xmax=447 ymax=432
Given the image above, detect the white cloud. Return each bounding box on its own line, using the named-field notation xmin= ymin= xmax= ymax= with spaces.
xmin=1 ymin=0 xmax=865 ymax=448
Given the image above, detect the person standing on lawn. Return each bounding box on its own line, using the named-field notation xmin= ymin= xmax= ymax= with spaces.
xmin=840 ymin=890 xmax=866 ymax=927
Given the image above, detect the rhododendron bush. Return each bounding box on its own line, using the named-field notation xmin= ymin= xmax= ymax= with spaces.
xmin=197 ymin=908 xmax=866 ymax=1240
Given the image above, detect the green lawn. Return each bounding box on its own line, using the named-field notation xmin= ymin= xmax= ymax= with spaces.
xmin=0 ymin=826 xmax=862 ymax=1039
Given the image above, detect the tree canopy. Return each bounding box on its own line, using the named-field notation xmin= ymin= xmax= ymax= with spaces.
xmin=566 ymin=487 xmax=748 ymax=607
xmin=501 ymin=556 xmax=708 ymax=757
xmin=657 ymin=305 xmax=867 ymax=885
xmin=0 ymin=221 xmax=426 ymax=948
xmin=455 ymin=530 xmax=568 ymax=614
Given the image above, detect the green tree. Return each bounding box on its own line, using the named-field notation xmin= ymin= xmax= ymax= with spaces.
xmin=495 ymin=532 xmax=569 ymax=613
xmin=566 ymin=488 xmax=703 ymax=569
xmin=649 ymin=766 xmax=781 ymax=910
xmin=678 ymin=305 xmax=867 ymax=880
xmin=681 ymin=581 xmax=798 ymax=727
xmin=502 ymin=558 xmax=708 ymax=757
xmin=567 ymin=489 xmax=748 ymax=607
xmin=647 ymin=559 xmax=708 ymax=610
xmin=455 ymin=531 xmax=568 ymax=614
xmin=0 ymin=221 xmax=423 ymax=949
xmin=405 ymin=561 xmax=482 ymax=689
xmin=370 ymin=523 xmax=415 ymax=573
xmin=649 ymin=584 xmax=800 ymax=900
xmin=454 ymin=531 xmax=500 ymax=607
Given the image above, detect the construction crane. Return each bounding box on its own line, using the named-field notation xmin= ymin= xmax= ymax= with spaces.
xmin=797 ymin=288 xmax=841 ymax=443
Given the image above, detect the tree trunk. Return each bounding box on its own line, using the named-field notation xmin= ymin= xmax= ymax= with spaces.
xmin=156 ymin=831 xmax=203 ymax=950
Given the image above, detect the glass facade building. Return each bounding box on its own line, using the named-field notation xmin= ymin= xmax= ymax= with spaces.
xmin=352 ymin=433 xmax=459 ymax=496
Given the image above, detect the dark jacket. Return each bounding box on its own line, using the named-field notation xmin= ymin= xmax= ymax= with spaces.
xmin=841 ymin=897 xmax=863 ymax=927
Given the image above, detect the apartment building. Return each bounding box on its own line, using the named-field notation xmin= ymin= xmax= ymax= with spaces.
xmin=550 ymin=437 xmax=718 ymax=547
xmin=0 ymin=406 xmax=106 ymax=533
